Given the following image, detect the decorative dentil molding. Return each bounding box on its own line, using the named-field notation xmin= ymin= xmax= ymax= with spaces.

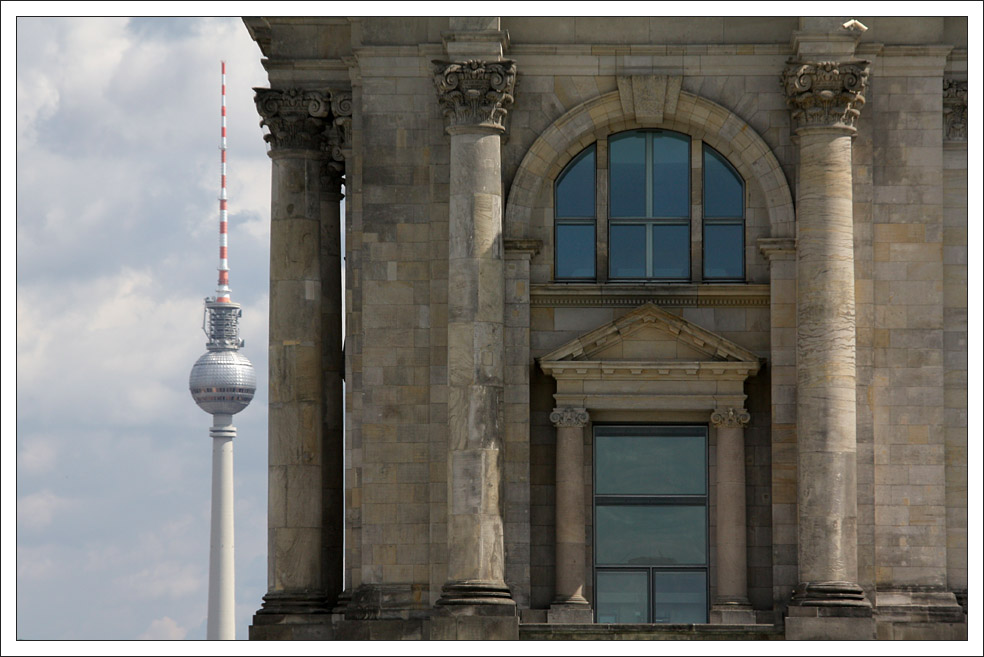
xmin=943 ymin=79 xmax=967 ymax=142
xmin=710 ymin=407 xmax=751 ymax=429
xmin=433 ymin=60 xmax=517 ymax=133
xmin=550 ymin=407 xmax=590 ymax=428
xmin=781 ymin=60 xmax=869 ymax=131
xmin=254 ymin=88 xmax=331 ymax=152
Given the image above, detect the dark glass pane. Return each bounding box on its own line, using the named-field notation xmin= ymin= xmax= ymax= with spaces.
xmin=652 ymin=571 xmax=707 ymax=623
xmin=704 ymin=146 xmax=743 ymax=218
xmin=610 ymin=133 xmax=646 ymax=217
xmin=556 ymin=223 xmax=595 ymax=279
xmin=556 ymin=146 xmax=596 ymax=218
xmin=652 ymin=132 xmax=690 ymax=218
xmin=596 ymin=505 xmax=707 ymax=566
xmin=596 ymin=432 xmax=706 ymax=495
xmin=610 ymin=224 xmax=647 ymax=278
xmin=703 ymin=223 xmax=744 ymax=279
xmin=596 ymin=571 xmax=649 ymax=623
xmin=651 ymin=224 xmax=689 ymax=278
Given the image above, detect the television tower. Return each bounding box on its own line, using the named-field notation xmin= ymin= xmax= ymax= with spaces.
xmin=189 ymin=61 xmax=255 ymax=641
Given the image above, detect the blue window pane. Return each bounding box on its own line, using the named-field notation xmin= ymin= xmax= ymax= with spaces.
xmin=556 ymin=223 xmax=595 ymax=278
xmin=703 ymin=223 xmax=744 ymax=279
xmin=652 ymin=224 xmax=689 ymax=278
xmin=556 ymin=146 xmax=596 ymax=218
xmin=652 ymin=571 xmax=707 ymax=624
xmin=596 ymin=505 xmax=707 ymax=566
xmin=610 ymin=224 xmax=646 ymax=278
xmin=652 ymin=132 xmax=690 ymax=218
xmin=704 ymin=146 xmax=743 ymax=218
xmin=596 ymin=432 xmax=706 ymax=495
xmin=596 ymin=571 xmax=648 ymax=624
xmin=610 ymin=133 xmax=646 ymax=217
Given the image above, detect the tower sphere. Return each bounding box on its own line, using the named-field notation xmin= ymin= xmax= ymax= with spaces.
xmin=189 ymin=349 xmax=256 ymax=415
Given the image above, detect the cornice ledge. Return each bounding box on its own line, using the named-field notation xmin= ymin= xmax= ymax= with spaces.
xmin=504 ymin=238 xmax=543 ymax=256
xmin=539 ymin=360 xmax=761 ymax=381
xmin=758 ymin=236 xmax=797 ymax=260
xmin=530 ymin=283 xmax=771 ymax=307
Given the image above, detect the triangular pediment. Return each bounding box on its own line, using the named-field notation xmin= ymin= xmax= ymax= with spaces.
xmin=540 ymin=302 xmax=761 ymax=364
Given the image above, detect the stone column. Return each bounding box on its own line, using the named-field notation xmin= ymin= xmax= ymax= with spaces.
xmin=433 ymin=59 xmax=517 ymax=609
xmin=252 ymin=88 xmax=333 ymax=619
xmin=782 ymin=60 xmax=872 ymax=616
xmin=709 ymin=407 xmax=756 ymax=624
xmin=547 ymin=407 xmax=593 ymax=623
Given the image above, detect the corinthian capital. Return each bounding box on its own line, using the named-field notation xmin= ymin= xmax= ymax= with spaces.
xmin=943 ymin=79 xmax=967 ymax=142
xmin=710 ymin=407 xmax=751 ymax=429
xmin=253 ymin=88 xmax=331 ymax=152
xmin=781 ymin=60 xmax=869 ymax=132
xmin=550 ymin=407 xmax=589 ymax=429
xmin=433 ymin=59 xmax=517 ymax=133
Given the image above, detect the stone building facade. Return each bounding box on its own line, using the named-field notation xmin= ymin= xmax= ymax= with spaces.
xmin=243 ymin=16 xmax=968 ymax=640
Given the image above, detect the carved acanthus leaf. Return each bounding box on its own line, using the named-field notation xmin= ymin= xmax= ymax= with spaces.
xmin=550 ymin=407 xmax=590 ymax=428
xmin=943 ymin=79 xmax=967 ymax=142
xmin=254 ymin=88 xmax=331 ymax=152
xmin=434 ymin=60 xmax=517 ymax=133
xmin=710 ymin=407 xmax=751 ymax=429
xmin=781 ymin=60 xmax=869 ymax=131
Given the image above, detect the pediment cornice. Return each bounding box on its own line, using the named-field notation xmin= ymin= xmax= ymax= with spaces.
xmin=539 ymin=302 xmax=762 ymax=366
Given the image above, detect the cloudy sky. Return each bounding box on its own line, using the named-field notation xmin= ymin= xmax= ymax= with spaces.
xmin=13 ymin=16 xmax=275 ymax=641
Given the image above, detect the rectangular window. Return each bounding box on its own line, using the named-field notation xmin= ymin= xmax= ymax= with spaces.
xmin=594 ymin=426 xmax=709 ymax=624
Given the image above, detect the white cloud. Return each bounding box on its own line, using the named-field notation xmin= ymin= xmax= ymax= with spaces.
xmin=115 ymin=561 xmax=204 ymax=601
xmin=17 ymin=490 xmax=77 ymax=531
xmin=138 ymin=616 xmax=188 ymax=641
xmin=16 ymin=435 xmax=58 ymax=474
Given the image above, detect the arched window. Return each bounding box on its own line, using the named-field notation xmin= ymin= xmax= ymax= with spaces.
xmin=702 ymin=144 xmax=744 ymax=280
xmin=553 ymin=130 xmax=745 ymax=283
xmin=554 ymin=144 xmax=596 ymax=279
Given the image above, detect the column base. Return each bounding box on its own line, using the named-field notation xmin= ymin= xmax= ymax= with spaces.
xmin=789 ymin=581 xmax=872 ymax=609
xmin=254 ymin=590 xmax=330 ymax=615
xmin=249 ymin=591 xmax=333 ymax=640
xmin=435 ymin=579 xmax=516 ymax=610
xmin=710 ymin=598 xmax=757 ymax=624
xmin=547 ymin=600 xmax=593 ymax=624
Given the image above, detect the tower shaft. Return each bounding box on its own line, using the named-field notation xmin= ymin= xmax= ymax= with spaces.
xmin=207 ymin=415 xmax=236 ymax=640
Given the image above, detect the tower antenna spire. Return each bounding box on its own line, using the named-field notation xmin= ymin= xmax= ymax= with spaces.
xmin=189 ymin=61 xmax=255 ymax=641
xmin=217 ymin=60 xmax=230 ymax=303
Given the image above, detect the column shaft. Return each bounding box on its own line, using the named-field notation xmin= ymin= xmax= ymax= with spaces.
xmin=264 ymin=150 xmax=327 ymax=612
xmin=795 ymin=129 xmax=860 ymax=589
xmin=442 ymin=129 xmax=511 ymax=603
xmin=552 ymin=412 xmax=588 ymax=606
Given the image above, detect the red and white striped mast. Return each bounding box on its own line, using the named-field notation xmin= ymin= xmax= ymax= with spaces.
xmin=217 ymin=60 xmax=231 ymax=304
xmin=189 ymin=61 xmax=255 ymax=642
